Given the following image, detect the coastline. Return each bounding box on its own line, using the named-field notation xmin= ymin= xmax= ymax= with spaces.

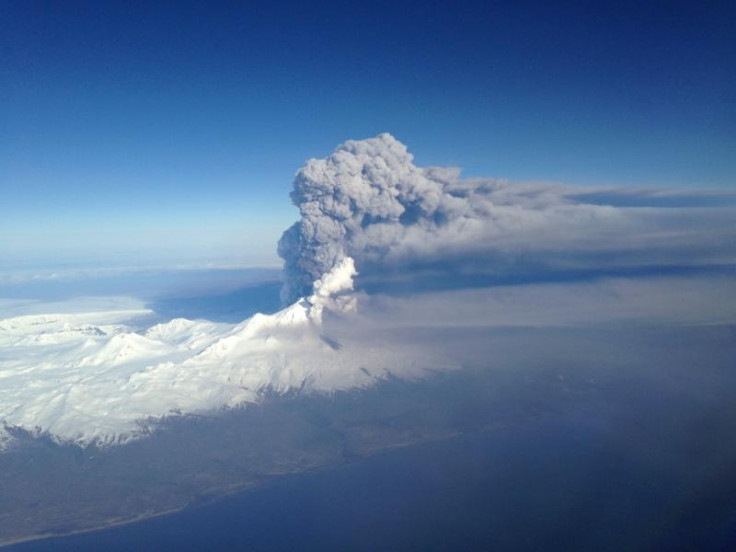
xmin=0 ymin=427 xmax=473 ymax=549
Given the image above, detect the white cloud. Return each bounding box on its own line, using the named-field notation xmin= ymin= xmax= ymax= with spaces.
xmin=0 ymin=296 xmax=150 ymax=319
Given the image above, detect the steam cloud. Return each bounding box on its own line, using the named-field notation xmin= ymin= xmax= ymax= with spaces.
xmin=278 ymin=133 xmax=736 ymax=303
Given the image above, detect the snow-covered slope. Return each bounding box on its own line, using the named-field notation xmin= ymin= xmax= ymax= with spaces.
xmin=0 ymin=258 xmax=447 ymax=449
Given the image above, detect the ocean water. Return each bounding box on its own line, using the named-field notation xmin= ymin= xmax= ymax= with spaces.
xmin=12 ymin=411 xmax=736 ymax=552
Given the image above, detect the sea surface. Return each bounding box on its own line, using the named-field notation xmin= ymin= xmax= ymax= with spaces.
xmin=11 ymin=411 xmax=736 ymax=552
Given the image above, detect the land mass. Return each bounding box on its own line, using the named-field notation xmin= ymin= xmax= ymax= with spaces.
xmin=0 ymin=358 xmax=587 ymax=547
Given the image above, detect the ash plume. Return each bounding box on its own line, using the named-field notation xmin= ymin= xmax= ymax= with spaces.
xmin=278 ymin=133 xmax=481 ymax=303
xmin=278 ymin=133 xmax=736 ymax=304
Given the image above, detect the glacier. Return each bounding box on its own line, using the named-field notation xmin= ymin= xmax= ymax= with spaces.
xmin=0 ymin=258 xmax=448 ymax=449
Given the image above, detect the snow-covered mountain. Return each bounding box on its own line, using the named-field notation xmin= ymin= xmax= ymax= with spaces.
xmin=0 ymin=258 xmax=447 ymax=449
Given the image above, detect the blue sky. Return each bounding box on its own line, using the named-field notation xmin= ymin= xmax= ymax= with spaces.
xmin=2 ymin=0 xmax=734 ymax=270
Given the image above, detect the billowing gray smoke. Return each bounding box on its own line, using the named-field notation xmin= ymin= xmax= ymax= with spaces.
xmin=278 ymin=133 xmax=736 ymax=304
xmin=278 ymin=133 xmax=471 ymax=302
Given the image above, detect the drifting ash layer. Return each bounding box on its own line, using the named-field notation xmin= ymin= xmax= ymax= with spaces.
xmin=0 ymin=258 xmax=448 ymax=449
xmin=278 ymin=133 xmax=736 ymax=303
